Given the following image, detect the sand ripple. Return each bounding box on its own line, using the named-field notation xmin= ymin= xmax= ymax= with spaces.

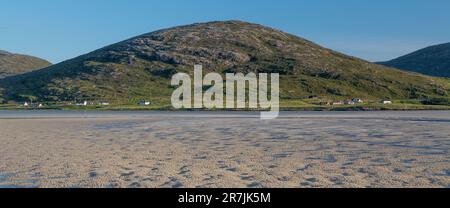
xmin=0 ymin=111 xmax=449 ymax=188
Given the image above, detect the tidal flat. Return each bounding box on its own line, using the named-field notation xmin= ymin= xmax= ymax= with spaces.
xmin=0 ymin=111 xmax=449 ymax=188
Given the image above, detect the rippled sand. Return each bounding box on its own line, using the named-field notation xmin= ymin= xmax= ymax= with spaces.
xmin=0 ymin=111 xmax=449 ymax=188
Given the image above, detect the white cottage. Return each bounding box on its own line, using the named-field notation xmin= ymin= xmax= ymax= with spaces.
xmin=138 ymin=100 xmax=151 ymax=106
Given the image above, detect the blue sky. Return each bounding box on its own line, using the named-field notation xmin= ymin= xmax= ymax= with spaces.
xmin=1 ymin=0 xmax=449 ymax=63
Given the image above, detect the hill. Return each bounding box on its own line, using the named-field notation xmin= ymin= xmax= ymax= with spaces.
xmin=0 ymin=21 xmax=449 ymax=106
xmin=0 ymin=50 xmax=51 ymax=79
xmin=378 ymin=43 xmax=450 ymax=77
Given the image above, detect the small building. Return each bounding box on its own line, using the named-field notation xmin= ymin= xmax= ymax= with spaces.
xmin=344 ymin=100 xmax=356 ymax=105
xmin=99 ymin=102 xmax=110 ymax=106
xmin=382 ymin=100 xmax=393 ymax=104
xmin=352 ymin=98 xmax=364 ymax=103
xmin=31 ymin=103 xmax=43 ymax=108
xmin=76 ymin=101 xmax=88 ymax=106
xmin=318 ymin=101 xmax=332 ymax=106
xmin=332 ymin=101 xmax=344 ymax=106
xmin=138 ymin=100 xmax=151 ymax=106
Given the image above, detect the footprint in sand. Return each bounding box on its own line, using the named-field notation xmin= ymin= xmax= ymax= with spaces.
xmin=120 ymin=171 xmax=135 ymax=182
xmin=161 ymin=177 xmax=183 ymax=188
xmin=306 ymin=178 xmax=318 ymax=183
xmin=273 ymin=153 xmax=291 ymax=159
xmin=240 ymin=175 xmax=255 ymax=181
xmin=278 ymin=176 xmax=290 ymax=182
xmin=300 ymin=182 xmax=312 ymax=187
xmin=296 ymin=164 xmax=313 ymax=172
xmin=121 ymin=171 xmax=135 ymax=177
xmin=329 ymin=176 xmax=344 ymax=185
xmin=128 ymin=182 xmax=142 ymax=188
xmin=179 ymin=166 xmax=191 ymax=178
xmin=247 ymin=182 xmax=264 ymax=188
xmin=203 ymin=175 xmax=216 ymax=181
xmin=393 ymin=168 xmax=403 ymax=173
xmin=89 ymin=171 xmax=98 ymax=178
xmin=195 ymin=155 xmax=208 ymax=160
xmin=226 ymin=167 xmax=238 ymax=172
xmin=105 ymin=182 xmax=120 ymax=188
xmin=324 ymin=155 xmax=338 ymax=163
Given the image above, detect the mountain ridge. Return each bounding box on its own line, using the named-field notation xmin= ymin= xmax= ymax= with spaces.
xmin=0 ymin=21 xmax=449 ymax=104
xmin=378 ymin=42 xmax=450 ymax=77
xmin=0 ymin=50 xmax=51 ymax=79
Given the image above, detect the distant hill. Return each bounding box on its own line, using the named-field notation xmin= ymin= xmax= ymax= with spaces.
xmin=0 ymin=21 xmax=449 ymax=104
xmin=0 ymin=50 xmax=51 ymax=79
xmin=378 ymin=43 xmax=450 ymax=77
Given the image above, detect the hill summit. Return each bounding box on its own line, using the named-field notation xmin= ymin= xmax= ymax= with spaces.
xmin=0 ymin=50 xmax=51 ymax=79
xmin=0 ymin=21 xmax=449 ymax=104
xmin=379 ymin=43 xmax=450 ymax=77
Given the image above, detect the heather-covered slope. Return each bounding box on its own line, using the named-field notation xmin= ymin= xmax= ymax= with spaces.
xmin=379 ymin=43 xmax=450 ymax=78
xmin=0 ymin=50 xmax=51 ymax=79
xmin=1 ymin=21 xmax=448 ymax=104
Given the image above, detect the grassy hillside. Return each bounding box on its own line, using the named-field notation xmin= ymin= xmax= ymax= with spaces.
xmin=0 ymin=21 xmax=449 ymax=107
xmin=0 ymin=50 xmax=51 ymax=79
xmin=378 ymin=43 xmax=450 ymax=77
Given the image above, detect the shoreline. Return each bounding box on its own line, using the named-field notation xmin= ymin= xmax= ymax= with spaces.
xmin=1 ymin=104 xmax=450 ymax=112
xmin=1 ymin=109 xmax=449 ymax=120
xmin=1 ymin=111 xmax=449 ymax=188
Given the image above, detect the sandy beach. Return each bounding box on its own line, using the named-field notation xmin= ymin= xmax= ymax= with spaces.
xmin=0 ymin=111 xmax=449 ymax=188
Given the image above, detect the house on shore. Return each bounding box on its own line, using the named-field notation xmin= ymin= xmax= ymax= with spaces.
xmin=332 ymin=101 xmax=345 ymax=106
xmin=138 ymin=100 xmax=151 ymax=106
xmin=344 ymin=100 xmax=356 ymax=105
xmin=76 ymin=101 xmax=88 ymax=106
xmin=99 ymin=102 xmax=110 ymax=106
xmin=352 ymin=98 xmax=364 ymax=103
xmin=31 ymin=103 xmax=44 ymax=108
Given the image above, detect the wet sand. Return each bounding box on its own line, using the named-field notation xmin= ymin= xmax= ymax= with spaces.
xmin=0 ymin=111 xmax=449 ymax=188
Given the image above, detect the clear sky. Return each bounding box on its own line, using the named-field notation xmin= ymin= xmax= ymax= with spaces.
xmin=1 ymin=0 xmax=449 ymax=63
